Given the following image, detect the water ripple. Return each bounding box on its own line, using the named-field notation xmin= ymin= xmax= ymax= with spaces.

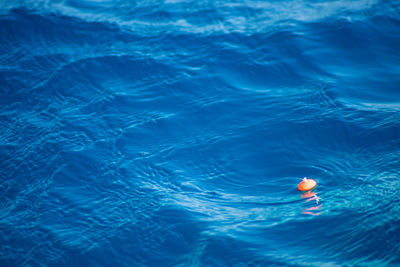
xmin=1 ymin=1 xmax=400 ymax=266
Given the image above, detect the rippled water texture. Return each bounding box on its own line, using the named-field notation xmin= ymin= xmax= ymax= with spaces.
xmin=1 ymin=0 xmax=400 ymax=266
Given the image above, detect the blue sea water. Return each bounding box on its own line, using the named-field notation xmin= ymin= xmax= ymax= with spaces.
xmin=1 ymin=0 xmax=400 ymax=266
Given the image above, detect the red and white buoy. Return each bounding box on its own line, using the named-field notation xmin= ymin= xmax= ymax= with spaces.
xmin=297 ymin=177 xmax=317 ymax=191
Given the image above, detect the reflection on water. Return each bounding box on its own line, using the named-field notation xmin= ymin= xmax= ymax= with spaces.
xmin=301 ymin=190 xmax=322 ymax=216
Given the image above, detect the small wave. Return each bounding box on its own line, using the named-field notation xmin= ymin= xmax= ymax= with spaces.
xmin=1 ymin=0 xmax=400 ymax=266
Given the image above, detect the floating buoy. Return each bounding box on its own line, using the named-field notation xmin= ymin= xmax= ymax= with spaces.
xmin=297 ymin=177 xmax=317 ymax=191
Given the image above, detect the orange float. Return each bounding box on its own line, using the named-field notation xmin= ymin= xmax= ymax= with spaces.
xmin=297 ymin=177 xmax=317 ymax=191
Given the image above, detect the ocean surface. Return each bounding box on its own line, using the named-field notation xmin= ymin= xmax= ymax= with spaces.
xmin=1 ymin=0 xmax=400 ymax=266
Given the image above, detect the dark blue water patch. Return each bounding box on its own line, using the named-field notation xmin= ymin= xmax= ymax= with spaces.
xmin=0 ymin=8 xmax=122 ymax=47
xmin=40 ymin=205 xmax=204 ymax=266
xmin=297 ymin=16 xmax=400 ymax=103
